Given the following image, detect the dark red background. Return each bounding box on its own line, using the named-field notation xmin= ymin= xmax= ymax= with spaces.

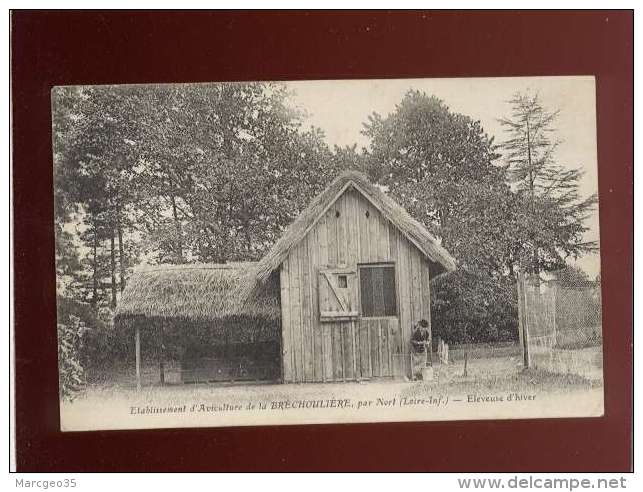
xmin=11 ymin=10 xmax=633 ymax=472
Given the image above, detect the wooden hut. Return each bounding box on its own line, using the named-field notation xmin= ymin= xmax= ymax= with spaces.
xmin=245 ymin=170 xmax=456 ymax=383
xmin=114 ymin=263 xmax=281 ymax=387
xmin=115 ymin=170 xmax=456 ymax=387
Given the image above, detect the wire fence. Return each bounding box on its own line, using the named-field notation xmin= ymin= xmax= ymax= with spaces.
xmin=518 ymin=271 xmax=603 ymax=380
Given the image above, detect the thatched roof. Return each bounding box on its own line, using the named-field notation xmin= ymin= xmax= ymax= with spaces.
xmin=114 ymin=262 xmax=280 ymax=324
xmin=249 ymin=170 xmax=457 ymax=286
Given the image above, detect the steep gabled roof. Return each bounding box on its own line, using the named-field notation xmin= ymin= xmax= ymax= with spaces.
xmin=249 ymin=170 xmax=456 ymax=286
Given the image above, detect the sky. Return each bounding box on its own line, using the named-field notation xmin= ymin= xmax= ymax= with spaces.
xmin=283 ymin=76 xmax=600 ymax=278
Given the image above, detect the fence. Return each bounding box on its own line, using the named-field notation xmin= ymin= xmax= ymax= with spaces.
xmin=517 ymin=271 xmax=603 ymax=380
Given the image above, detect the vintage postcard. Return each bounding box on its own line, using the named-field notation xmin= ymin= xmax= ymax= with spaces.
xmin=53 ymin=76 xmax=603 ymax=431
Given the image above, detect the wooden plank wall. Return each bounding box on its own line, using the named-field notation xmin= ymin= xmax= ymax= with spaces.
xmin=280 ymin=187 xmax=432 ymax=383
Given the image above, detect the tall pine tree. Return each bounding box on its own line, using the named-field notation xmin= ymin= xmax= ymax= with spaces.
xmin=498 ymin=91 xmax=597 ymax=276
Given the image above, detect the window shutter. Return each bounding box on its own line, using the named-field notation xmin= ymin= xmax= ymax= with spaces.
xmin=318 ymin=268 xmax=359 ymax=322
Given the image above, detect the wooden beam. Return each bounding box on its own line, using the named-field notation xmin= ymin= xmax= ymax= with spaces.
xmin=135 ymin=326 xmax=141 ymax=392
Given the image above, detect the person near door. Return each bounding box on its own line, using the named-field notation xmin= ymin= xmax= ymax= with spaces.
xmin=411 ymin=319 xmax=431 ymax=379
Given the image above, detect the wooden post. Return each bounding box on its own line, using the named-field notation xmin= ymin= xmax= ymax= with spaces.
xmin=551 ymin=282 xmax=558 ymax=348
xmin=523 ymin=275 xmax=532 ymax=368
xmin=516 ymin=270 xmax=531 ymax=368
xmin=462 ymin=325 xmax=469 ymax=377
xmin=159 ymin=323 xmax=165 ymax=385
xmin=135 ymin=326 xmax=141 ymax=392
xmin=516 ymin=272 xmax=525 ymax=360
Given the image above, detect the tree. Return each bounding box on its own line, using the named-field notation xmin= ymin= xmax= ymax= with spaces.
xmin=133 ymin=82 xmax=343 ymax=263
xmin=362 ymin=90 xmax=521 ymax=346
xmin=330 ymin=144 xmax=368 ymax=173
xmin=53 ymin=85 xmax=144 ymax=306
xmin=52 ymin=87 xmax=85 ymax=296
xmin=54 ymin=224 xmax=81 ymax=296
xmin=498 ymin=91 xmax=598 ymax=276
xmin=362 ymin=90 xmax=513 ymax=273
xmin=54 ymin=81 xmax=347 ymax=305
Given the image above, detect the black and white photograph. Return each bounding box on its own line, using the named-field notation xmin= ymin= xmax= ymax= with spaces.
xmin=52 ymin=76 xmax=604 ymax=431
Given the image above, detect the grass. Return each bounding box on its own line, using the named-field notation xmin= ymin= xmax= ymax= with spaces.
xmin=401 ymin=354 xmax=600 ymax=399
xmin=70 ymin=349 xmax=601 ymax=406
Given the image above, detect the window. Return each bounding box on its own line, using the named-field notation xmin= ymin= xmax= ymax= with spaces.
xmin=359 ymin=264 xmax=397 ymax=317
xmin=337 ymin=275 xmax=348 ymax=289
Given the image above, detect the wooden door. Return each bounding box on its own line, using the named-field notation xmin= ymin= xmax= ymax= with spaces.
xmin=318 ymin=268 xmax=359 ymax=381
xmin=317 ymin=268 xmax=403 ymax=381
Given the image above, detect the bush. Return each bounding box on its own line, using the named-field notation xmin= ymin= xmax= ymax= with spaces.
xmin=57 ymin=314 xmax=86 ymax=401
xmin=57 ymin=297 xmax=130 ymax=381
xmin=431 ymin=269 xmax=519 ymax=345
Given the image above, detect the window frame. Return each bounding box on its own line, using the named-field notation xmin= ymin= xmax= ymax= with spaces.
xmin=357 ymin=262 xmax=399 ymax=320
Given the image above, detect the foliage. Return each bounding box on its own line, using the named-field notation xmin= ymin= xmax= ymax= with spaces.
xmin=362 ymin=90 xmax=514 ymax=273
xmin=551 ymin=264 xmax=592 ymax=286
xmin=53 ymin=83 xmax=346 ymax=299
xmin=128 ymin=83 xmax=344 ymax=264
xmin=53 ymin=85 xmax=143 ymax=306
xmin=57 ymin=314 xmax=86 ymax=401
xmin=56 ymin=297 xmax=132 ymax=381
xmin=362 ymin=90 xmax=597 ymax=344
xmin=81 ymin=323 xmax=135 ymax=376
xmin=362 ymin=91 xmax=520 ymax=341
xmin=431 ymin=269 xmax=518 ymax=344
xmin=54 ymin=225 xmax=81 ymax=296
